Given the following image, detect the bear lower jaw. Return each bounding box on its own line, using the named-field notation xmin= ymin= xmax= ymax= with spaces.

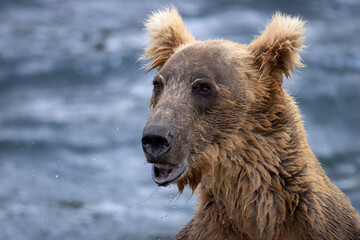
xmin=152 ymin=162 xmax=188 ymax=186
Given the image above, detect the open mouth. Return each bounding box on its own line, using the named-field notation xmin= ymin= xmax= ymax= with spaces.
xmin=151 ymin=162 xmax=187 ymax=186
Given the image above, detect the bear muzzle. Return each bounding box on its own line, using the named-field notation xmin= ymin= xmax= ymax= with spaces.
xmin=142 ymin=124 xmax=188 ymax=186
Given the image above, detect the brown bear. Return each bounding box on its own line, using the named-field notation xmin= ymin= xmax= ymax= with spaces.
xmin=140 ymin=7 xmax=360 ymax=240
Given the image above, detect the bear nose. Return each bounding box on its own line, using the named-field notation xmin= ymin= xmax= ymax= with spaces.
xmin=142 ymin=125 xmax=173 ymax=159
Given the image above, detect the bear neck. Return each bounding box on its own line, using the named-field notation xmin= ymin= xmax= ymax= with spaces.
xmin=199 ymin=90 xmax=315 ymax=239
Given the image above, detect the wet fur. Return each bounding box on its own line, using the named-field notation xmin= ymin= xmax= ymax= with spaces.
xmin=142 ymin=7 xmax=360 ymax=240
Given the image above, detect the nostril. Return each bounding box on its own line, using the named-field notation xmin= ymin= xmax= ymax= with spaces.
xmin=141 ymin=136 xmax=152 ymax=146
xmin=155 ymin=135 xmax=170 ymax=147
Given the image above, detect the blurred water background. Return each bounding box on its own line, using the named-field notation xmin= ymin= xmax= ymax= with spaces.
xmin=0 ymin=0 xmax=359 ymax=239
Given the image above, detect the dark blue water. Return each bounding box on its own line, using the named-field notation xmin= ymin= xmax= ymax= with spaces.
xmin=0 ymin=0 xmax=359 ymax=239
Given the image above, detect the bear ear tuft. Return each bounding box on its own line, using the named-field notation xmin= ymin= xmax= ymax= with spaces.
xmin=141 ymin=7 xmax=196 ymax=71
xmin=248 ymin=12 xmax=306 ymax=81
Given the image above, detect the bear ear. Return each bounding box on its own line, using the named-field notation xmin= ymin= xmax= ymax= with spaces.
xmin=141 ymin=7 xmax=196 ymax=71
xmin=248 ymin=12 xmax=306 ymax=81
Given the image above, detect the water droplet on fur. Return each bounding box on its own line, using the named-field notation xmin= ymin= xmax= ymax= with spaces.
xmin=222 ymin=220 xmax=225 ymax=225
xmin=55 ymin=174 xmax=58 ymax=178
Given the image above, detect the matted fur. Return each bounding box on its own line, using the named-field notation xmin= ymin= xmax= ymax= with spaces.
xmin=141 ymin=7 xmax=360 ymax=240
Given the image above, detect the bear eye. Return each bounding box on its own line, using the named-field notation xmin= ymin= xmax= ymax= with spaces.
xmin=197 ymin=83 xmax=212 ymax=95
xmin=153 ymin=80 xmax=162 ymax=93
xmin=191 ymin=80 xmax=217 ymax=110
xmin=199 ymin=84 xmax=210 ymax=94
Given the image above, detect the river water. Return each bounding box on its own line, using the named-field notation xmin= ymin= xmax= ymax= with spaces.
xmin=0 ymin=0 xmax=359 ymax=239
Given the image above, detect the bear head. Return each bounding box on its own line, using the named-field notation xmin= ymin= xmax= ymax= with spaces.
xmin=141 ymin=7 xmax=306 ymax=193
